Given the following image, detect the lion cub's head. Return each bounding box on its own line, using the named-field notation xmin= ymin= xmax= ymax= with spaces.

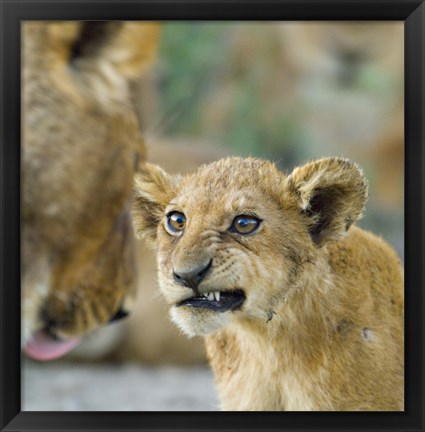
xmin=133 ymin=157 xmax=367 ymax=336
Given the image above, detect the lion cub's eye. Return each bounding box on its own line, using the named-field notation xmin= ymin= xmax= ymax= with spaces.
xmin=166 ymin=211 xmax=186 ymax=234
xmin=230 ymin=215 xmax=261 ymax=235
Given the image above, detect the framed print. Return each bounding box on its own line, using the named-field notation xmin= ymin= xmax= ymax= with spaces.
xmin=1 ymin=0 xmax=424 ymax=431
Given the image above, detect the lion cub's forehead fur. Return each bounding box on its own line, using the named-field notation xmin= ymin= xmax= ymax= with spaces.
xmin=176 ymin=157 xmax=286 ymax=211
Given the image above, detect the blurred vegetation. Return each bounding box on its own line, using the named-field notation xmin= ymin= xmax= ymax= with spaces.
xmin=158 ymin=23 xmax=306 ymax=163
xmin=157 ymin=24 xmax=226 ymax=136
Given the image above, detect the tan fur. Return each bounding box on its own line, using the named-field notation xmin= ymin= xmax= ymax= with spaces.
xmin=133 ymin=156 xmax=404 ymax=410
xmin=22 ymin=21 xmax=158 ymax=343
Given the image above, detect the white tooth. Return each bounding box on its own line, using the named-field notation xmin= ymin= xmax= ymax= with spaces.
xmin=208 ymin=292 xmax=214 ymax=301
xmin=216 ymin=291 xmax=220 ymax=301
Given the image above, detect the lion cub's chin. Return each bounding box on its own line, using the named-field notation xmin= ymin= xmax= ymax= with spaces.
xmin=170 ymin=306 xmax=230 ymax=337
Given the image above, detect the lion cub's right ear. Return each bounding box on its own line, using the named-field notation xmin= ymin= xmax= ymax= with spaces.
xmin=132 ymin=163 xmax=180 ymax=244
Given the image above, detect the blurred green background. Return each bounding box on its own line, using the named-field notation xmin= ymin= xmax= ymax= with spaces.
xmin=158 ymin=23 xmax=311 ymax=161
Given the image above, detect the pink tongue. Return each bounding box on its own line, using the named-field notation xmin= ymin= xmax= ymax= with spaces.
xmin=24 ymin=330 xmax=81 ymax=361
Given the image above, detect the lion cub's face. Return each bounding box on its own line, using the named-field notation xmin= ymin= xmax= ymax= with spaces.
xmin=133 ymin=157 xmax=367 ymax=336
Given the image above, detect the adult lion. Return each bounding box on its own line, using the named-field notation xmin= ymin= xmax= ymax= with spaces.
xmin=22 ymin=21 xmax=158 ymax=360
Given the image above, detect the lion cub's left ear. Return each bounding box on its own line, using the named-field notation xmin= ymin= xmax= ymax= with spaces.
xmin=285 ymin=157 xmax=368 ymax=247
xmin=132 ymin=163 xmax=180 ymax=245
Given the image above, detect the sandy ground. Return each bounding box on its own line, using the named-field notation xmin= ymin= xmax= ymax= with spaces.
xmin=22 ymin=359 xmax=219 ymax=411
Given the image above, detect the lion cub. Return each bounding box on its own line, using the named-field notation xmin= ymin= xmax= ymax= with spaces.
xmin=133 ymin=157 xmax=404 ymax=411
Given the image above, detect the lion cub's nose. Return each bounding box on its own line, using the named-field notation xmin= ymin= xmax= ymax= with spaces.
xmin=173 ymin=259 xmax=212 ymax=290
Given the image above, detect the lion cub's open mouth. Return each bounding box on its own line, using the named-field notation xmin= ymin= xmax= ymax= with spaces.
xmin=177 ymin=289 xmax=246 ymax=312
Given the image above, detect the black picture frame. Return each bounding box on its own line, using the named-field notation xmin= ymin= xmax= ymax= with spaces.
xmin=1 ymin=1 xmax=424 ymax=431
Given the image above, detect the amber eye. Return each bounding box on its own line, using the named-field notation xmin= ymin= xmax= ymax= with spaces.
xmin=230 ymin=215 xmax=261 ymax=235
xmin=166 ymin=211 xmax=186 ymax=234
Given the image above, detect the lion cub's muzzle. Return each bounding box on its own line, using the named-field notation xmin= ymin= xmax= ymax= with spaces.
xmin=172 ymin=259 xmax=246 ymax=313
